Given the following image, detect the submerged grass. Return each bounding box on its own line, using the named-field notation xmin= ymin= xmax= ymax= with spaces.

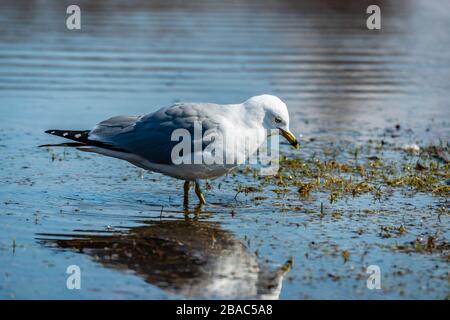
xmin=238 ymin=141 xmax=450 ymax=203
xmin=231 ymin=141 xmax=450 ymax=265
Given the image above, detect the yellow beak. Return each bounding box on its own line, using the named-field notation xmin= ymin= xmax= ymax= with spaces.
xmin=279 ymin=128 xmax=299 ymax=150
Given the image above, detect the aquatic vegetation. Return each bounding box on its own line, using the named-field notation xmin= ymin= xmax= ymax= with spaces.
xmin=341 ymin=250 xmax=350 ymax=263
xmin=392 ymin=236 xmax=450 ymax=255
xmin=237 ymin=143 xmax=450 ymax=202
xmin=231 ymin=142 xmax=449 ymax=271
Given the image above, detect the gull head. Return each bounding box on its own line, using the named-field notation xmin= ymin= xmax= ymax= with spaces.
xmin=244 ymin=94 xmax=299 ymax=149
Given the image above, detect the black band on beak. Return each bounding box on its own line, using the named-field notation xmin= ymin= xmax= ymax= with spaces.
xmin=279 ymin=128 xmax=299 ymax=149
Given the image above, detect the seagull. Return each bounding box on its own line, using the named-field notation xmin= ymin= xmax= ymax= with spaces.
xmin=40 ymin=95 xmax=299 ymax=205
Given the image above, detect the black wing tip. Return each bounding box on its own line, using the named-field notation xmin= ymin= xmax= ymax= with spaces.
xmin=39 ymin=142 xmax=86 ymax=148
xmin=44 ymin=129 xmax=90 ymax=139
xmin=42 ymin=129 xmax=130 ymax=153
xmin=44 ymin=129 xmax=89 ymax=134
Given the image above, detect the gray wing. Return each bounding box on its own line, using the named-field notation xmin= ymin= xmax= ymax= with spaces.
xmin=90 ymin=115 xmax=140 ymax=137
xmin=89 ymin=103 xmax=221 ymax=165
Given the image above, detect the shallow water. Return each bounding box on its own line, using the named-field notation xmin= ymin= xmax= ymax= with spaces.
xmin=0 ymin=0 xmax=449 ymax=299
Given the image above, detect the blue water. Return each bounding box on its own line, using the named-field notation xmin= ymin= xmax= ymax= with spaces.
xmin=0 ymin=0 xmax=449 ymax=299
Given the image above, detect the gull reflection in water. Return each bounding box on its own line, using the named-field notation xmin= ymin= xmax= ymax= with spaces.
xmin=39 ymin=217 xmax=292 ymax=299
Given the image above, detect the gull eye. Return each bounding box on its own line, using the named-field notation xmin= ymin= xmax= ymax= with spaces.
xmin=274 ymin=117 xmax=282 ymax=124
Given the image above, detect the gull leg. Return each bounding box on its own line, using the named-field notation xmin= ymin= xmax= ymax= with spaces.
xmin=193 ymin=204 xmax=203 ymax=215
xmin=277 ymin=256 xmax=294 ymax=276
xmin=194 ymin=181 xmax=206 ymax=205
xmin=183 ymin=181 xmax=190 ymax=206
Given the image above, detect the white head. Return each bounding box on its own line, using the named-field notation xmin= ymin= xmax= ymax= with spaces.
xmin=244 ymin=94 xmax=299 ymax=149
